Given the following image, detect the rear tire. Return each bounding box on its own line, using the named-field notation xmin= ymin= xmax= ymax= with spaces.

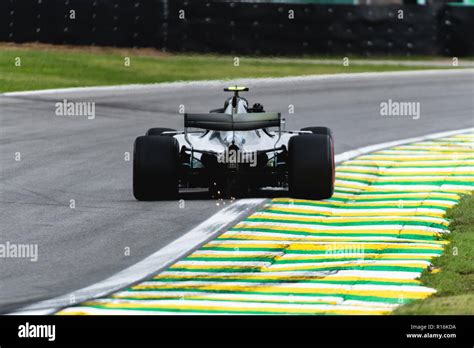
xmin=133 ymin=136 xmax=179 ymax=201
xmin=301 ymin=126 xmax=332 ymax=138
xmin=288 ymin=134 xmax=335 ymax=200
xmin=146 ymin=127 xmax=176 ymax=136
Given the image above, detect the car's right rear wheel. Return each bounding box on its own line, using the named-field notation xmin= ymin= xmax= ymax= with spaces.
xmin=288 ymin=134 xmax=335 ymax=200
xmin=133 ymin=135 xmax=179 ymax=201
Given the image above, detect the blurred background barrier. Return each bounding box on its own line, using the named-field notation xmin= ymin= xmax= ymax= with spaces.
xmin=0 ymin=0 xmax=473 ymax=56
xmin=0 ymin=0 xmax=166 ymax=47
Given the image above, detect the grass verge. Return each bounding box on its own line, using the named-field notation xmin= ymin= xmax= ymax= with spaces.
xmin=0 ymin=42 xmax=454 ymax=93
xmin=394 ymin=193 xmax=474 ymax=315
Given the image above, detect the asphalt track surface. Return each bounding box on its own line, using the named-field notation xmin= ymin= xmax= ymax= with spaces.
xmin=1 ymin=69 xmax=473 ymax=313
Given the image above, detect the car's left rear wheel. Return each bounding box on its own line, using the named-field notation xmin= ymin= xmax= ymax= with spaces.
xmin=133 ymin=135 xmax=179 ymax=201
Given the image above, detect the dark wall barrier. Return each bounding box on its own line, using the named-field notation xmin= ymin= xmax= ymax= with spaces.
xmin=440 ymin=5 xmax=474 ymax=56
xmin=0 ymin=0 xmax=473 ymax=56
xmin=166 ymin=2 xmax=443 ymax=55
xmin=0 ymin=0 xmax=166 ymax=47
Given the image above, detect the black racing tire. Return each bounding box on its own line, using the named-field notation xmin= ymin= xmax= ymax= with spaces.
xmin=301 ymin=126 xmax=332 ymax=138
xmin=145 ymin=127 xmax=176 ymax=136
xmin=133 ymin=135 xmax=179 ymax=201
xmin=288 ymin=134 xmax=335 ymax=200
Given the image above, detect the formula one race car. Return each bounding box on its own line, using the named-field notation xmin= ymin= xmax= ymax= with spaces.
xmin=133 ymin=87 xmax=334 ymax=200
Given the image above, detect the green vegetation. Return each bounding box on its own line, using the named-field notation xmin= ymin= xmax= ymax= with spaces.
xmin=394 ymin=193 xmax=474 ymax=315
xmin=0 ymin=43 xmax=453 ymax=93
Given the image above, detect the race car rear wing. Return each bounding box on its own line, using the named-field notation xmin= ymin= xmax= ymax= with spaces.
xmin=184 ymin=112 xmax=281 ymax=131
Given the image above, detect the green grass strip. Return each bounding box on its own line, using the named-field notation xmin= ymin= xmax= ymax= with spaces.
xmin=0 ymin=44 xmax=451 ymax=93
xmin=394 ymin=193 xmax=474 ymax=314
